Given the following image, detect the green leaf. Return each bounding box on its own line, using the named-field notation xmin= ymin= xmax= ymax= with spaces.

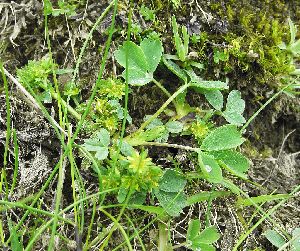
xmin=288 ymin=18 xmax=297 ymax=44
xmin=264 ymin=229 xmax=286 ymax=248
xmin=126 ymin=126 xmax=166 ymax=146
xmin=222 ymin=90 xmax=246 ymax=126
xmin=237 ymin=194 xmax=292 ymax=207
xmin=187 ymin=191 xmax=230 ymax=205
xmin=190 ymin=242 xmax=216 ymax=251
xmin=204 ymin=90 xmax=224 ymax=110
xmin=172 ymin=15 xmax=188 ymax=61
xmin=221 ymin=179 xmax=240 ymax=195
xmin=114 ymin=41 xmax=148 ymax=72
xmin=187 ymin=219 xmax=201 ymax=241
xmin=44 ymin=0 xmax=53 ymax=15
xmin=201 ymin=125 xmax=245 ymax=151
xmin=123 ymin=67 xmax=153 ymax=85
xmin=196 ymin=226 xmax=220 ymax=244
xmin=128 ymin=190 xmax=147 ymax=205
xmin=292 ymin=228 xmax=300 ymax=250
xmin=140 ymin=38 xmax=163 ymax=72
xmin=154 ymin=190 xmax=186 ymax=217
xmin=94 ymin=147 xmax=109 ymax=160
xmin=162 ymin=57 xmax=188 ymax=83
xmin=210 ymin=150 xmax=249 ymax=179
xmin=131 ymin=204 xmax=165 ymax=215
xmin=158 ymin=169 xmax=186 ymax=193
xmin=8 ymin=219 xmax=23 ymax=251
xmin=117 ymin=187 xmax=128 ymax=203
xmin=40 ymin=89 xmax=52 ymax=103
xmin=290 ymin=39 xmax=300 ymax=55
xmin=97 ymin=128 xmax=110 ymax=147
xmin=144 ymin=116 xmax=164 ymax=129
xmin=114 ymin=38 xmax=162 ymax=85
xmin=191 ymin=80 xmax=228 ymax=90
xmin=199 ymin=153 xmax=223 ymax=183
xmin=165 ymin=121 xmax=183 ymax=133
xmin=83 ymin=129 xmax=110 ymax=160
xmin=119 ymin=140 xmax=135 ymax=157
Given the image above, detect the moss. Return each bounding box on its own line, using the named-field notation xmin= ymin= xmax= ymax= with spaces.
xmin=135 ymin=0 xmax=299 ymax=92
xmin=202 ymin=0 xmax=300 ymax=88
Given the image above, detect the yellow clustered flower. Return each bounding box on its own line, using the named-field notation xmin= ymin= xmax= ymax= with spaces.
xmin=126 ymin=150 xmax=153 ymax=174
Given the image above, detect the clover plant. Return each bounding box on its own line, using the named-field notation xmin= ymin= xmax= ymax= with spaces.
xmin=80 ymin=30 xmax=250 ymax=223
xmin=186 ymin=219 xmax=220 ymax=251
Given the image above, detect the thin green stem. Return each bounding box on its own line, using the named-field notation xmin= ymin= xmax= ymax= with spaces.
xmin=21 ymin=0 xmax=119 ymax=247
xmin=241 ymin=85 xmax=291 ymax=132
xmin=205 ymin=185 xmax=216 ymax=227
xmin=0 ymin=200 xmax=75 ymax=226
xmin=24 ymin=188 xmax=118 ymax=250
xmin=99 ymin=208 xmax=133 ymax=251
xmin=124 ymin=214 xmax=147 ymax=251
xmin=0 ymin=61 xmax=10 ymax=197
xmin=131 ymin=82 xmax=191 ymax=135
xmin=71 ymin=0 xmax=115 ymax=84
xmin=232 ymin=183 xmax=300 ymax=251
xmin=83 ymin=199 xmax=97 ymax=251
xmin=98 ymin=187 xmax=135 ymax=250
xmin=137 ymin=141 xmax=199 ymax=152
xmin=152 ymin=78 xmax=172 ymax=98
xmin=9 ymin=130 xmax=18 ymax=195
xmin=48 ymin=153 xmax=66 ymax=251
xmin=51 ymin=91 xmax=81 ymax=120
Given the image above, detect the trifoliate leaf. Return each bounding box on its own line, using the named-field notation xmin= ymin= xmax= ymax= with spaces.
xmin=158 ymin=169 xmax=186 ymax=193
xmin=114 ymin=41 xmax=148 ymax=71
xmin=96 ymin=128 xmax=110 ymax=147
xmin=144 ymin=116 xmax=164 ymax=130
xmin=155 ymin=130 xmax=169 ymax=143
xmin=201 ymin=125 xmax=245 ymax=151
xmin=118 ymin=140 xmax=135 ymax=157
xmin=222 ymin=90 xmax=246 ymax=126
xmin=117 ymin=187 xmax=128 ymax=203
xmin=83 ymin=128 xmax=110 ymax=160
xmin=187 ymin=223 xmax=220 ymax=251
xmin=114 ymin=38 xmax=162 ymax=85
xmin=126 ymin=126 xmax=166 ymax=146
xmin=204 ymin=90 xmax=224 ymax=110
xmin=128 ymin=190 xmax=147 ymax=205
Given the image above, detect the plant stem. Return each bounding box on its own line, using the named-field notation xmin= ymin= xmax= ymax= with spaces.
xmin=51 ymin=91 xmax=81 ymax=120
xmin=138 ymin=141 xmax=199 ymax=152
xmin=133 ymin=82 xmax=191 ymax=134
xmin=158 ymin=220 xmax=171 ymax=251
xmin=241 ymin=84 xmax=291 ymax=132
xmin=152 ymin=78 xmax=172 ymax=98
